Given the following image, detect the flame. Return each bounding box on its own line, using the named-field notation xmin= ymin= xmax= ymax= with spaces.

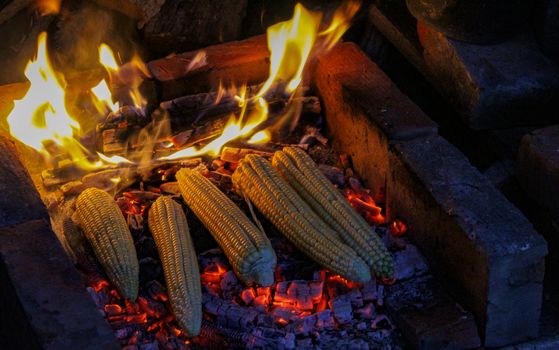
xmin=248 ymin=130 xmax=271 ymax=144
xmin=99 ymin=44 xmax=119 ymax=72
xmin=319 ymin=0 xmax=361 ymax=50
xmin=161 ymin=97 xmax=268 ymax=160
xmin=91 ymin=79 xmax=118 ymax=114
xmin=97 ymin=152 xmax=136 ymax=165
xmin=161 ymin=2 xmax=358 ymax=161
xmin=6 ymin=33 xmax=101 ymax=170
xmin=36 ymin=0 xmax=62 ymax=15
xmin=258 ymin=4 xmax=321 ymax=96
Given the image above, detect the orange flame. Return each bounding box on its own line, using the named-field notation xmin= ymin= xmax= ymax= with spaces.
xmin=160 ymin=2 xmax=358 ymax=161
xmin=5 ymin=33 xmax=135 ymax=169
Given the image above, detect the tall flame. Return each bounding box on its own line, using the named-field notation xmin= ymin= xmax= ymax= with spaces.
xmin=258 ymin=3 xmax=321 ymax=96
xmin=5 ymin=33 xmax=137 ymax=169
xmin=162 ymin=2 xmax=359 ymax=161
xmin=6 ymin=33 xmax=100 ymax=169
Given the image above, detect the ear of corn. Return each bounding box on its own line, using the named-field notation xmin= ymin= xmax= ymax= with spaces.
xmin=232 ymin=154 xmax=371 ymax=283
xmin=76 ymin=188 xmax=139 ymax=300
xmin=148 ymin=197 xmax=202 ymax=336
xmin=176 ymin=168 xmax=276 ymax=286
xmin=272 ymin=147 xmax=394 ymax=279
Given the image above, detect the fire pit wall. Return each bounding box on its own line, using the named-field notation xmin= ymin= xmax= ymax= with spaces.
xmin=0 ymin=37 xmax=548 ymax=349
xmin=312 ymin=42 xmax=548 ymax=347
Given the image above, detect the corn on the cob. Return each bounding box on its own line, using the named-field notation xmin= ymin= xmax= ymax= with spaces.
xmin=76 ymin=188 xmax=139 ymax=300
xmin=176 ymin=168 xmax=276 ymax=286
xmin=272 ymin=147 xmax=394 ymax=279
xmin=148 ymin=197 xmax=202 ymax=336
xmin=232 ymin=155 xmax=371 ymax=283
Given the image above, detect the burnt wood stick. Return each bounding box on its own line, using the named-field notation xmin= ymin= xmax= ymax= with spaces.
xmin=147 ymin=35 xmax=270 ymax=100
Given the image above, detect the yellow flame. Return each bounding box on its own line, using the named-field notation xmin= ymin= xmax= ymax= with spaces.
xmin=6 ymin=32 xmax=101 ymax=170
xmin=97 ymin=152 xmax=135 ymax=165
xmin=319 ymin=0 xmax=361 ymax=50
xmin=36 ymin=0 xmax=62 ymax=15
xmin=91 ymin=79 xmax=118 ymax=114
xmin=158 ymin=2 xmax=359 ymax=162
xmin=248 ymin=130 xmax=271 ymax=144
xmin=161 ymin=98 xmax=269 ymax=160
xmin=258 ymin=3 xmax=322 ymax=96
xmin=99 ymin=44 xmax=119 ymax=72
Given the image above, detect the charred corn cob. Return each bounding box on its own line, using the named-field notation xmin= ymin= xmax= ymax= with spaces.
xmin=148 ymin=197 xmax=202 ymax=336
xmin=176 ymin=168 xmax=276 ymax=286
xmin=76 ymin=188 xmax=139 ymax=300
xmin=272 ymin=147 xmax=394 ymax=278
xmin=232 ymin=155 xmax=371 ymax=283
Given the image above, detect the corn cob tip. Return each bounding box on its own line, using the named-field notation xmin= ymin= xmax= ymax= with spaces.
xmin=348 ymin=257 xmax=372 ymax=284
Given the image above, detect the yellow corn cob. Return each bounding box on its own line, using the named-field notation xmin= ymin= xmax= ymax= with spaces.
xmin=232 ymin=155 xmax=371 ymax=283
xmin=76 ymin=188 xmax=139 ymax=300
xmin=148 ymin=197 xmax=202 ymax=336
xmin=272 ymin=147 xmax=394 ymax=279
xmin=176 ymin=168 xmax=276 ymax=286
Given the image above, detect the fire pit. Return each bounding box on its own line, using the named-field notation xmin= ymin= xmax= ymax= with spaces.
xmin=0 ymin=1 xmax=548 ymax=349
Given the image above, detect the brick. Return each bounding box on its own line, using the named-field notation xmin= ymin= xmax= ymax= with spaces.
xmin=517 ymin=125 xmax=559 ymax=223
xmin=147 ymin=34 xmax=269 ymax=100
xmin=368 ymin=4 xmax=559 ymax=130
xmin=416 ymin=23 xmax=559 ymax=130
xmin=387 ymin=136 xmax=547 ymax=347
xmin=312 ymin=41 xmax=437 ymax=195
xmin=0 ymin=220 xmax=119 ymax=349
xmin=386 ymin=275 xmax=480 ymax=350
xmin=0 ymin=132 xmax=48 ymax=228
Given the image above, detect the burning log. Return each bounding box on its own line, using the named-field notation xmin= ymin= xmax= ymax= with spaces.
xmin=161 ymin=90 xmax=320 ymax=126
xmin=220 ymin=147 xmax=274 ymax=163
xmin=147 ymin=35 xmax=270 ymax=100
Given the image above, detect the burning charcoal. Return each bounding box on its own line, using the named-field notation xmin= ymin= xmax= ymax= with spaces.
xmin=288 ymin=314 xmax=316 ymax=335
xmin=356 ymin=322 xmax=367 ymax=331
xmin=329 ymin=294 xmax=353 ymax=324
xmin=115 ymin=326 xmax=136 ymax=340
xmin=348 ymin=288 xmax=364 ymax=308
xmin=256 ymin=313 xmax=275 ymax=328
xmin=299 ymin=127 xmax=328 ymax=146
xmin=355 ymin=303 xmax=375 ymax=320
xmin=315 ymin=310 xmax=335 ymax=329
xmin=105 ymin=303 xmax=125 ymax=316
xmin=393 ymin=245 xmax=428 ymax=281
xmin=348 ymin=177 xmax=364 ymax=192
xmin=297 ymin=338 xmax=313 ymax=349
xmin=146 ymin=280 xmax=168 ymax=302
xmin=203 ymin=294 xmax=258 ymax=330
xmin=273 ymin=307 xmax=299 ymax=325
xmin=241 ymin=288 xmax=257 ymax=306
xmin=122 ymin=345 xmax=138 ymax=350
xmin=138 ymin=296 xmax=167 ymax=319
xmin=220 ymin=270 xmax=242 ymax=300
xmin=139 ymin=341 xmax=159 ymax=350
xmin=220 ymin=147 xmax=274 ymax=163
xmin=160 ymin=182 xmax=180 ymax=195
xmin=361 ymin=280 xmax=377 ymax=302
xmin=87 ymin=287 xmax=103 ymax=309
xmin=318 ymin=164 xmax=345 ymax=187
xmin=371 ymin=315 xmax=393 ymax=331
xmin=377 ymin=285 xmax=385 ymax=307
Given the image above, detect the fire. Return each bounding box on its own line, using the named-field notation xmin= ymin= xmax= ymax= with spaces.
xmin=161 ymin=1 xmax=360 ymax=161
xmin=5 ymin=32 xmax=141 ymax=169
xmin=258 ymin=3 xmax=321 ymax=96
xmin=6 ymin=33 xmax=101 ymax=170
xmin=161 ymin=96 xmax=269 ymax=160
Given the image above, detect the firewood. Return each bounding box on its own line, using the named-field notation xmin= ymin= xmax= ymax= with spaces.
xmin=147 ymin=35 xmax=269 ymax=99
xmin=90 ymin=0 xmax=164 ymax=26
